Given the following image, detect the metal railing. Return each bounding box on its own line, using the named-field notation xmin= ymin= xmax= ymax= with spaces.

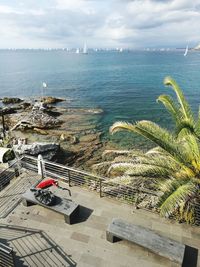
xmin=1 ymin=155 xmax=200 ymax=225
xmin=20 ymin=155 xmax=157 ymax=205
xmin=0 ymin=242 xmax=15 ymax=267
xmin=0 ymin=161 xmax=21 ymax=191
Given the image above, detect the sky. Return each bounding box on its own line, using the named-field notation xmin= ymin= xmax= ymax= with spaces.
xmin=0 ymin=0 xmax=200 ymax=49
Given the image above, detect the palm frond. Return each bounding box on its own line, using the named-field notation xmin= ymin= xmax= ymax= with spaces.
xmin=108 ymin=175 xmax=133 ymax=185
xmin=102 ymin=150 xmax=132 ymax=158
xmin=175 ymin=120 xmax=195 ymax=137
xmin=107 ymin=162 xmax=135 ymax=174
xmin=110 ymin=121 xmax=136 ymax=135
xmin=164 ymin=76 xmax=194 ymax=123
xmin=195 ymin=106 xmax=200 ymax=138
xmin=145 ymin=146 xmax=169 ymax=157
xmin=181 ymin=134 xmax=200 ymax=162
xmin=138 ymin=156 xmax=180 ymax=172
xmin=110 ymin=120 xmax=189 ymax=167
xmin=157 ymin=94 xmax=182 ymax=126
xmin=125 ymin=164 xmax=173 ymax=178
xmin=159 ymin=181 xmax=196 ymax=217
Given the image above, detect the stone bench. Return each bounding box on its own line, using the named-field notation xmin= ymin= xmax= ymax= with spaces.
xmin=106 ymin=218 xmax=198 ymax=267
xmin=22 ymin=189 xmax=79 ymax=224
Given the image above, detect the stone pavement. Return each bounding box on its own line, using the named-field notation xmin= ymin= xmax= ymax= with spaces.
xmin=0 ymin=174 xmax=200 ymax=267
xmin=0 ymin=170 xmax=39 ymax=218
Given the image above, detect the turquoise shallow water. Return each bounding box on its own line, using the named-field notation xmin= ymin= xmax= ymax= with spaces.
xmin=0 ymin=50 xmax=200 ymax=148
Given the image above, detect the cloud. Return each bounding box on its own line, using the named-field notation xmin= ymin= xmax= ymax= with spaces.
xmin=0 ymin=0 xmax=199 ymax=48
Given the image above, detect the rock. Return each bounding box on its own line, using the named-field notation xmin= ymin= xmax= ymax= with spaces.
xmin=12 ymin=105 xmax=62 ymax=132
xmin=42 ymin=97 xmax=65 ymax=104
xmin=33 ymin=128 xmax=48 ymax=135
xmin=2 ymin=97 xmax=23 ymax=104
xmin=13 ymin=142 xmax=60 ymax=160
xmin=12 ymin=121 xmax=34 ymax=131
xmin=0 ymin=102 xmax=31 ymax=114
xmin=60 ymin=133 xmax=78 ymax=144
xmin=20 ymin=102 xmax=32 ymax=109
xmin=0 ymin=107 xmax=17 ymax=114
xmin=79 ymin=133 xmax=100 ymax=143
xmin=32 ymin=102 xmax=47 ymax=111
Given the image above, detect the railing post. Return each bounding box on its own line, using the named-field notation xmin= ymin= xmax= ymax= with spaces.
xmin=100 ymin=179 xmax=102 ymax=198
xmin=134 ymin=189 xmax=139 ymax=209
xmin=68 ymin=170 xmax=71 ymax=187
xmin=38 ymin=154 xmax=45 ymax=179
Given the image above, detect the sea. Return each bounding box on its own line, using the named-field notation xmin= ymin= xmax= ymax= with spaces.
xmin=0 ymin=50 xmax=200 ymax=149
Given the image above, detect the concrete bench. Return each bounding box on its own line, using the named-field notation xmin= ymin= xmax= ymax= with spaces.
xmin=22 ymin=189 xmax=79 ymax=224
xmin=106 ymin=218 xmax=198 ymax=267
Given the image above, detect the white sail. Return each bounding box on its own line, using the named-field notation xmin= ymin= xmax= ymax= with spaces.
xmin=42 ymin=82 xmax=47 ymax=88
xmin=184 ymin=45 xmax=188 ymax=56
xmin=76 ymin=48 xmax=80 ymax=54
xmin=83 ymin=43 xmax=87 ymax=54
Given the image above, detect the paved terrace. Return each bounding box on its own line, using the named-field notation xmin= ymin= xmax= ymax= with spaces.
xmin=0 ymin=170 xmax=200 ymax=267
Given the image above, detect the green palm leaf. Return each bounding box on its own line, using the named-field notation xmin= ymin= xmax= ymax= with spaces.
xmin=125 ymin=164 xmax=173 ymax=178
xmin=195 ymin=106 xmax=200 ymax=138
xmin=110 ymin=120 xmax=190 ymax=167
xmin=157 ymin=94 xmax=182 ymax=126
xmin=160 ymin=182 xmax=197 ymax=217
xmin=164 ymin=76 xmax=194 ymax=123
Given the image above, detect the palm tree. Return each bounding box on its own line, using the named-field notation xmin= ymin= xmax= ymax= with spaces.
xmin=109 ymin=76 xmax=200 ymax=224
xmin=157 ymin=76 xmax=200 ymax=139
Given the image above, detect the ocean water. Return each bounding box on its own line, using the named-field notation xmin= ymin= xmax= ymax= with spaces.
xmin=0 ymin=50 xmax=200 ymax=149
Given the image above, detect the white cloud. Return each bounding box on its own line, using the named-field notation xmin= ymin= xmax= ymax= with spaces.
xmin=55 ymin=0 xmax=96 ymax=14
xmin=0 ymin=5 xmax=23 ymax=14
xmin=0 ymin=0 xmax=199 ymax=48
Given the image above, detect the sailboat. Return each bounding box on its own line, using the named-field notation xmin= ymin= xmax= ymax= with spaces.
xmin=83 ymin=43 xmax=88 ymax=54
xmin=184 ymin=45 xmax=188 ymax=56
xmin=76 ymin=48 xmax=80 ymax=54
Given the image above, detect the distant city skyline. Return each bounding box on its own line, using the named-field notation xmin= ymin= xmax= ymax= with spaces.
xmin=0 ymin=0 xmax=199 ymax=49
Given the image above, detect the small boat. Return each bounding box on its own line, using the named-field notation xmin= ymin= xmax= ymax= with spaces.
xmin=76 ymin=48 xmax=80 ymax=54
xmin=42 ymin=82 xmax=47 ymax=88
xmin=83 ymin=43 xmax=88 ymax=54
xmin=184 ymin=45 xmax=188 ymax=56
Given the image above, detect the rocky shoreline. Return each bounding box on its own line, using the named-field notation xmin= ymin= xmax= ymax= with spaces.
xmin=0 ymin=96 xmax=106 ymax=170
xmin=0 ymin=97 xmax=159 ymax=211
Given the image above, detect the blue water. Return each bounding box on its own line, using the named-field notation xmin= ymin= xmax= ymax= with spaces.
xmin=0 ymin=50 xmax=200 ymax=148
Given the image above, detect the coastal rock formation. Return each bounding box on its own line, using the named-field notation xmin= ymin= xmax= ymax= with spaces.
xmin=2 ymin=97 xmax=23 ymax=104
xmin=31 ymin=108 xmax=61 ymax=129
xmin=0 ymin=107 xmax=17 ymax=114
xmin=42 ymin=97 xmax=65 ymax=104
xmin=0 ymin=102 xmax=32 ymax=115
xmin=12 ymin=104 xmax=61 ymax=132
xmin=19 ymin=102 xmax=32 ymax=110
xmin=13 ymin=142 xmax=60 ymax=160
xmin=4 ymin=96 xmax=104 ymax=168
